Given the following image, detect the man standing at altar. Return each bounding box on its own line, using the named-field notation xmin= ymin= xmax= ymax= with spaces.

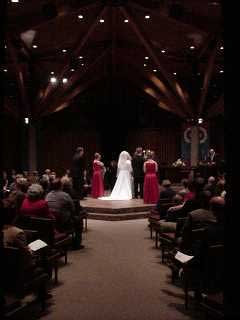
xmin=207 ymin=148 xmax=217 ymax=164
xmin=71 ymin=147 xmax=86 ymax=200
xmin=132 ymin=147 xmax=144 ymax=199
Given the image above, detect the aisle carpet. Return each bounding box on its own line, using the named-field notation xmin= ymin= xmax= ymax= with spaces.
xmin=41 ymin=219 xmax=203 ymax=320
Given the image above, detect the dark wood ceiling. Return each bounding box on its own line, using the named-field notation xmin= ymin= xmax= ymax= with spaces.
xmin=2 ymin=0 xmax=223 ymax=120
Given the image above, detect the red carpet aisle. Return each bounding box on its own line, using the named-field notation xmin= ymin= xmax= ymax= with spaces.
xmin=41 ymin=220 xmax=203 ymax=320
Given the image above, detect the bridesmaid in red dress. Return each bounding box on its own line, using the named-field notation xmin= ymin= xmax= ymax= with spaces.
xmin=143 ymin=151 xmax=159 ymax=204
xmin=91 ymin=153 xmax=105 ymax=198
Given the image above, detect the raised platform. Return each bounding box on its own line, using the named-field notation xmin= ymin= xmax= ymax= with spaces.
xmin=81 ymin=197 xmax=154 ymax=221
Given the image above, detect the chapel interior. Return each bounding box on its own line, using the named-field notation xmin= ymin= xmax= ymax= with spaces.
xmin=0 ymin=0 xmax=227 ymax=319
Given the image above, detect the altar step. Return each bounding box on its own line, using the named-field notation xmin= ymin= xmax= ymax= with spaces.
xmin=87 ymin=211 xmax=149 ymax=221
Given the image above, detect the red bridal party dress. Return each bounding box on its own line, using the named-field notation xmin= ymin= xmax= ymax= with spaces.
xmin=91 ymin=161 xmax=104 ymax=198
xmin=143 ymin=161 xmax=159 ymax=204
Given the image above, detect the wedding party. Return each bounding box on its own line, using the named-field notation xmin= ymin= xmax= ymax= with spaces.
xmin=0 ymin=1 xmax=227 ymax=319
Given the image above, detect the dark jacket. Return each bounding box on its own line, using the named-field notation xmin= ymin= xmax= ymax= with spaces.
xmin=132 ymin=155 xmax=144 ymax=179
xmin=71 ymin=153 xmax=85 ymax=178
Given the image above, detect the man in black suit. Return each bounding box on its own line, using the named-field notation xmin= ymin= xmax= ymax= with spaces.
xmin=71 ymin=147 xmax=86 ymax=200
xmin=132 ymin=147 xmax=144 ymax=198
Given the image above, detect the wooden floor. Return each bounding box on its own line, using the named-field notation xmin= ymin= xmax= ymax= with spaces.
xmin=81 ymin=197 xmax=155 ymax=221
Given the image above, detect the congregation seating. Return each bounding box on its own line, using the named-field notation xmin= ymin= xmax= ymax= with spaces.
xmin=148 ymin=198 xmax=175 ymax=239
xmin=2 ymin=246 xmax=49 ymax=316
xmin=147 ymin=193 xmax=224 ymax=315
xmin=15 ymin=215 xmax=72 ymax=284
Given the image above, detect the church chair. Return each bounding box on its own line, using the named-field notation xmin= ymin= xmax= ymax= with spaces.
xmin=148 ymin=200 xmax=175 ymax=240
xmin=157 ymin=217 xmax=187 ymax=263
xmin=2 ymin=246 xmax=49 ymax=311
xmin=200 ymin=291 xmax=223 ymax=319
xmin=16 ymin=215 xmax=72 ymax=265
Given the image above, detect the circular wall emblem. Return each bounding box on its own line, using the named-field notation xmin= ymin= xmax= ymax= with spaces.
xmin=183 ymin=127 xmax=207 ymax=144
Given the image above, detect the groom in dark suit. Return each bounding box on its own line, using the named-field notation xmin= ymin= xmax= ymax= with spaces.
xmin=132 ymin=147 xmax=144 ymax=199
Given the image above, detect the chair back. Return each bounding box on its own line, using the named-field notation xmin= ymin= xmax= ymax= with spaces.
xmin=203 ymin=244 xmax=224 ymax=292
xmin=2 ymin=247 xmax=24 ymax=295
xmin=29 ymin=217 xmax=55 ymax=245
xmin=16 ymin=215 xmax=55 ymax=245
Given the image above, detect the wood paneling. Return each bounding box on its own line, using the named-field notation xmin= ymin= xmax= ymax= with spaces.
xmin=127 ymin=127 xmax=181 ymax=165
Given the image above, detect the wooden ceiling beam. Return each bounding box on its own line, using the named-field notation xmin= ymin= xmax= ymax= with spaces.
xmin=117 ymin=52 xmax=187 ymax=118
xmin=117 ymin=70 xmax=184 ymax=118
xmin=207 ymin=94 xmax=224 ymax=118
xmin=35 ymin=5 xmax=107 ymax=108
xmin=6 ymin=36 xmax=30 ymax=118
xmin=117 ymin=61 xmax=185 ymax=118
xmin=36 ymin=46 xmax=111 ymax=116
xmin=119 ymin=6 xmax=193 ymax=117
xmin=40 ymin=72 xmax=106 ymax=117
xmin=197 ymin=39 xmax=220 ymax=117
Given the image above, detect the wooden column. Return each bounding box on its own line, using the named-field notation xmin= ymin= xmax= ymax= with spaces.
xmin=190 ymin=125 xmax=199 ymax=167
xmin=28 ymin=124 xmax=37 ymax=171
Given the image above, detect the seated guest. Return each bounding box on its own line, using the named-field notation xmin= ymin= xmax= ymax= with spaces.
xmin=204 ymin=176 xmax=217 ymax=196
xmin=178 ymin=179 xmax=189 ymax=198
xmin=3 ymin=177 xmax=29 ymax=213
xmin=167 ymin=193 xmax=185 ymax=214
xmin=39 ymin=176 xmax=50 ymax=196
xmin=46 ymin=179 xmax=84 ymax=249
xmin=61 ymin=176 xmax=75 ymax=198
xmin=159 ymin=179 xmax=176 ymax=200
xmin=45 ymin=178 xmax=75 ymax=230
xmin=153 ymin=194 xmax=185 ymax=233
xmin=184 ymin=181 xmax=196 ymax=201
xmin=1 ymin=206 xmax=33 ymax=269
xmin=180 ymin=191 xmax=214 ymax=251
xmin=42 ymin=169 xmax=51 ymax=182
xmin=215 ymin=178 xmax=225 ymax=197
xmin=203 ymin=196 xmax=224 ymax=246
xmin=20 ymin=184 xmax=54 ymax=219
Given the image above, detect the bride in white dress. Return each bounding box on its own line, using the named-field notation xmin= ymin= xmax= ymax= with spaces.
xmin=99 ymin=151 xmax=133 ymax=200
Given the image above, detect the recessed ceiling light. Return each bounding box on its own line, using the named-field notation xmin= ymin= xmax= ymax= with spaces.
xmin=50 ymin=77 xmax=57 ymax=84
xmin=173 ymin=72 xmax=177 ymax=75
xmin=189 ymin=46 xmax=195 ymax=50
xmin=78 ymin=56 xmax=83 ymax=59
xmin=153 ymin=69 xmax=157 ymax=73
xmin=99 ymin=19 xmax=104 ymax=23
xmin=78 ymin=15 xmax=84 ymax=19
xmin=81 ymin=63 xmax=84 ymax=66
xmin=124 ymin=19 xmax=129 ymax=23
xmin=70 ymin=69 xmax=75 ymax=72
xmin=144 ymin=64 xmax=147 ymax=67
xmin=3 ymin=69 xmax=8 ymax=72
xmin=50 ymin=71 xmax=55 ymax=75
xmin=62 ymin=78 xmax=68 ymax=84
xmin=145 ymin=15 xmax=150 ymax=19
xmin=32 ymin=45 xmax=38 ymax=49
xmin=62 ymin=49 xmax=67 ymax=53
xmin=220 ymin=46 xmax=224 ymax=50
xmin=161 ymin=50 xmax=166 ymax=53
xmin=4 ymin=45 xmax=7 ymax=49
xmin=145 ymin=56 xmax=149 ymax=60
xmin=209 ymin=1 xmax=220 ymax=5
xmin=11 ymin=0 xmax=19 ymax=2
xmin=219 ymin=70 xmax=224 ymax=73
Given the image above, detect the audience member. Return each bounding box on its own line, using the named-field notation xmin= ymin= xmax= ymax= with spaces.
xmin=159 ymin=179 xmax=176 ymax=200
xmin=20 ymin=184 xmax=54 ymax=219
xmin=46 ymin=178 xmax=84 ymax=249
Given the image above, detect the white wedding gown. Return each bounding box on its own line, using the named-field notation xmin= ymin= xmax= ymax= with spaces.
xmin=99 ymin=159 xmax=133 ymax=200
